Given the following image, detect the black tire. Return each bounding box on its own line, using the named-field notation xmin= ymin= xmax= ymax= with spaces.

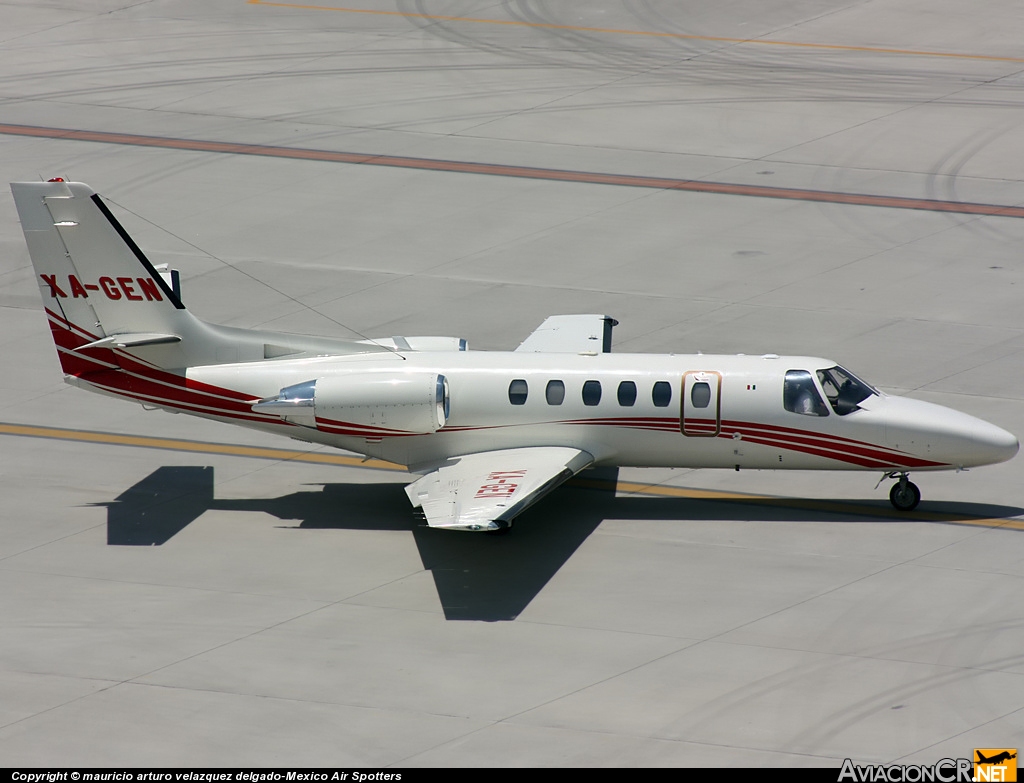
xmin=889 ymin=481 xmax=921 ymax=512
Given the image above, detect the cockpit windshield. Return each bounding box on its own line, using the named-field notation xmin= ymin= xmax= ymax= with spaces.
xmin=816 ymin=365 xmax=877 ymax=415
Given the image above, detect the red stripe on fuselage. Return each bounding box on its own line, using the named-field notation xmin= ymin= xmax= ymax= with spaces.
xmin=314 ymin=416 xmax=418 ymax=437
xmin=561 ymin=416 xmax=944 ymax=469
xmin=44 ymin=309 xmax=261 ymax=411
xmin=47 ymin=317 xmax=120 ymax=375
xmin=726 ymin=432 xmax=894 ymax=468
xmin=37 ymin=310 xmax=949 ymax=468
xmin=719 ymin=420 xmax=945 ymax=469
xmin=76 ymin=371 xmax=284 ymax=425
xmin=45 ymin=308 xmax=100 ymax=342
xmin=723 ymin=419 xmax=877 ymax=448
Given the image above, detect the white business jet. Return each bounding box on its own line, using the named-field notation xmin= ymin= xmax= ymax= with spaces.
xmin=11 ymin=180 xmax=1018 ymax=532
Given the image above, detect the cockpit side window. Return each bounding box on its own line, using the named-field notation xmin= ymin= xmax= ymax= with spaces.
xmin=784 ymin=370 xmax=829 ymax=417
xmin=816 ymin=366 xmax=877 ymax=415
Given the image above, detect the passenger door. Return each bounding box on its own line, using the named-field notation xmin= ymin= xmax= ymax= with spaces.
xmin=682 ymin=371 xmax=721 ymax=436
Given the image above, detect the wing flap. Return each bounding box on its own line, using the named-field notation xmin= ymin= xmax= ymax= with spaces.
xmin=406 ymin=447 xmax=594 ymax=531
xmin=515 ymin=314 xmax=617 ymax=354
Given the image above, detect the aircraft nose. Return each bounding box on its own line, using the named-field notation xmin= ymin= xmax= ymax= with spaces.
xmin=976 ymin=420 xmax=1019 ymax=465
xmin=864 ymin=396 xmax=1019 ymax=468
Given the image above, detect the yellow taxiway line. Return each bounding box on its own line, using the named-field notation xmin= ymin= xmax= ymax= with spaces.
xmin=0 ymin=422 xmax=399 ymax=470
xmin=248 ymin=0 xmax=1024 ymax=65
xmin=4 ymin=421 xmax=1021 ymax=531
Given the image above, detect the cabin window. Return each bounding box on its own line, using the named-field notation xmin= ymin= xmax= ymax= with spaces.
xmin=546 ymin=380 xmax=565 ymax=405
xmin=783 ymin=370 xmax=828 ymax=417
xmin=652 ymin=381 xmax=672 ymax=408
xmin=508 ymin=379 xmax=528 ymax=405
xmin=582 ymin=380 xmax=602 ymax=406
xmin=617 ymin=381 xmax=637 ymax=407
xmin=690 ymin=381 xmax=712 ymax=409
xmin=816 ymin=365 xmax=876 ymax=416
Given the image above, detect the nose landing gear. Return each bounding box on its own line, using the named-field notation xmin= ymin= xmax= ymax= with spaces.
xmin=887 ymin=473 xmax=921 ymax=512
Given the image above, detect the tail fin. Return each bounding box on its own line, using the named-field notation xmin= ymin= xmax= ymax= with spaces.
xmin=13 ymin=179 xmax=395 ymax=382
xmin=12 ymin=179 xmax=193 ymax=374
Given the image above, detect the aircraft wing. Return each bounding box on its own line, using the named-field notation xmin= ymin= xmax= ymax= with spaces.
xmin=515 ymin=314 xmax=617 ymax=353
xmin=405 ymin=447 xmax=595 ymax=531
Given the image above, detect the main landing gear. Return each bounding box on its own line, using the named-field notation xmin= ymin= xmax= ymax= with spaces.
xmin=887 ymin=473 xmax=921 ymax=512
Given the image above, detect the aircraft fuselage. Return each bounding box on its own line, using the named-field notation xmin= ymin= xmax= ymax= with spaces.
xmin=161 ymin=350 xmax=1018 ymax=473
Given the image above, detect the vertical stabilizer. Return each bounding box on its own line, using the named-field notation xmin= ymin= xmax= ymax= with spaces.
xmin=12 ymin=180 xmax=184 ymax=334
xmin=11 ymin=179 xmax=211 ymax=375
xmin=12 ymin=179 xmax=391 ymax=381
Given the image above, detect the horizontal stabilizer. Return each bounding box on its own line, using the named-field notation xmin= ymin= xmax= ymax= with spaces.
xmin=78 ymin=333 xmax=181 ymax=350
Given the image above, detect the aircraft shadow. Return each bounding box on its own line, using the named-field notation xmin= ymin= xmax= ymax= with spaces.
xmin=96 ymin=466 xmax=1024 ymax=621
xmin=100 ymin=465 xmax=215 ymax=546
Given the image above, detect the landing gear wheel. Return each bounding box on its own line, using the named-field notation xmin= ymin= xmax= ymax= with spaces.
xmin=889 ymin=479 xmax=921 ymax=512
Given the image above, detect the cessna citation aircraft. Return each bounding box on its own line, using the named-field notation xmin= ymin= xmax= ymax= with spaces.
xmin=11 ymin=180 xmax=1019 ymax=532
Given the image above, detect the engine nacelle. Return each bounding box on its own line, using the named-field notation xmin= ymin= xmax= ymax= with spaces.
xmin=252 ymin=372 xmax=449 ymax=434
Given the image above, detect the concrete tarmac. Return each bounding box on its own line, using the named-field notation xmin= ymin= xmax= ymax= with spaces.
xmin=1 ymin=0 xmax=1022 ymax=767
